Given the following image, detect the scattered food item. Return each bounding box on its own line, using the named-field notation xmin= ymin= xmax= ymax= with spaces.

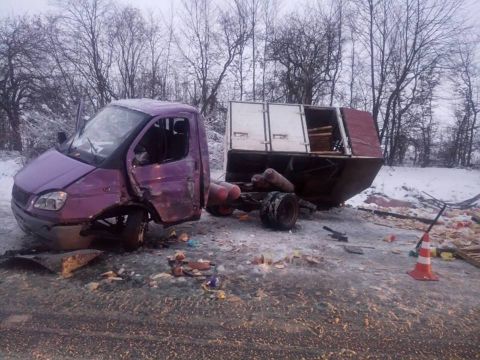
xmin=14 ymin=249 xmax=103 ymax=278
xmin=187 ymin=239 xmax=199 ymax=248
xmin=178 ymin=232 xmax=189 ymax=242
xmin=391 ymin=249 xmax=401 ymax=255
xmin=343 ymin=245 xmax=364 ymax=255
xmin=175 ymin=251 xmax=186 ymax=261
xmin=151 ymin=272 xmax=173 ymax=280
xmin=172 ymin=265 xmax=183 ymax=277
xmin=206 ymin=274 xmax=220 ymax=288
xmin=323 ymin=226 xmax=348 ymax=242
xmin=304 ymin=255 xmax=321 ymax=264
xmin=383 ymin=234 xmax=396 ymax=243
xmin=216 ymin=290 xmax=226 ymax=300
xmin=252 ymin=254 xmax=273 ymax=265
xmin=86 ymin=282 xmax=100 ymax=291
xmin=440 ymin=252 xmax=454 ymax=261
xmin=101 ymin=270 xmax=123 ymax=281
xmin=274 ymin=263 xmax=285 ymax=269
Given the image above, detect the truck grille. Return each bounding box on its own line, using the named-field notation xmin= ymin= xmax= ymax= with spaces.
xmin=12 ymin=185 xmax=31 ymax=208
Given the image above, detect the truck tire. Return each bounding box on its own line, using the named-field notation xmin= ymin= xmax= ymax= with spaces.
xmin=122 ymin=209 xmax=148 ymax=251
xmin=206 ymin=205 xmax=234 ymax=217
xmin=264 ymin=192 xmax=299 ymax=230
xmin=260 ymin=191 xmax=280 ymax=227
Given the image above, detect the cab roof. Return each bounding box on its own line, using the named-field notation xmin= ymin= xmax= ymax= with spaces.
xmin=111 ymin=99 xmax=199 ymax=117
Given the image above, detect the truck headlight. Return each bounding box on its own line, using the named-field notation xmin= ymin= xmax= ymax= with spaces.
xmin=34 ymin=191 xmax=67 ymax=210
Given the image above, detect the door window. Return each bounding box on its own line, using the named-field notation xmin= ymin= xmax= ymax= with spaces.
xmin=134 ymin=118 xmax=189 ymax=166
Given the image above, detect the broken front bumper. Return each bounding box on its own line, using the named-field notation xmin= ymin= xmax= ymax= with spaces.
xmin=11 ymin=200 xmax=93 ymax=249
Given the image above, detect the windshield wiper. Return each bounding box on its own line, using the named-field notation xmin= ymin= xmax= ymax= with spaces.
xmin=86 ymin=137 xmax=101 ymax=164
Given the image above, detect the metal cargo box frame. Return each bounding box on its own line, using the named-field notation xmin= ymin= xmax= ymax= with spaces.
xmin=224 ymin=101 xmax=383 ymax=207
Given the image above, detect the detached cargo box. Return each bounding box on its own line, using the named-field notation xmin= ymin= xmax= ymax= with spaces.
xmin=224 ymin=101 xmax=383 ymax=207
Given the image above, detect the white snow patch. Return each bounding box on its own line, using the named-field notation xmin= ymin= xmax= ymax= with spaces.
xmin=347 ymin=166 xmax=480 ymax=207
xmin=0 ymin=152 xmax=23 ymax=206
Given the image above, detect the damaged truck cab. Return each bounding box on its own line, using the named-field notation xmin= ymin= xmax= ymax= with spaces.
xmin=11 ymin=100 xmax=210 ymax=250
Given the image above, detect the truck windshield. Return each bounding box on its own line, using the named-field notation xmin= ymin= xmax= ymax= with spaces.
xmin=67 ymin=106 xmax=149 ymax=165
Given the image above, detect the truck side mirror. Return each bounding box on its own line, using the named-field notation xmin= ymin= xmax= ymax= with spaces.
xmin=57 ymin=131 xmax=67 ymax=144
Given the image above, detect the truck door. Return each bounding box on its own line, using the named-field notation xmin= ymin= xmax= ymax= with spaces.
xmin=228 ymin=101 xmax=268 ymax=151
xmin=267 ymin=103 xmax=309 ymax=152
xmin=126 ymin=114 xmax=201 ymax=223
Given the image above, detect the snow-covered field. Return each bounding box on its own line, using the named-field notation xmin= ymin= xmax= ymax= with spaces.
xmin=347 ymin=166 xmax=480 ymax=208
xmin=0 ymin=152 xmax=22 ymax=207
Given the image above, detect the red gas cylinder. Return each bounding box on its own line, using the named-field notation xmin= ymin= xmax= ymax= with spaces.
xmin=207 ymin=183 xmax=229 ymax=205
xmin=218 ymin=181 xmax=241 ymax=201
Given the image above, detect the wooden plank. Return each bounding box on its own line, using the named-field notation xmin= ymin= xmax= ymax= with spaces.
xmin=456 ymin=248 xmax=480 ymax=268
xmin=309 ymin=133 xmax=332 ymax=138
xmin=308 ymin=126 xmax=332 ymax=132
xmin=311 ymin=151 xmax=342 ymax=155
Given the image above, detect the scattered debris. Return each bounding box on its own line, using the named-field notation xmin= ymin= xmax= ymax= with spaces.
xmin=86 ymin=282 xmax=100 ymax=291
xmin=206 ymin=274 xmax=220 ymax=288
xmin=151 ymin=272 xmax=173 ymax=280
xmin=472 ymin=214 xmax=480 ymax=225
xmin=456 ymin=245 xmax=480 ymax=268
xmin=304 ymin=255 xmax=322 ymax=265
xmin=358 ymin=207 xmax=436 ymax=225
xmin=101 ymin=270 xmax=123 ymax=281
xmin=187 ymin=239 xmax=199 ymax=248
xmin=440 ymin=252 xmax=455 ymax=261
xmin=14 ymin=249 xmax=102 ymax=277
xmin=178 ymin=232 xmax=189 ymax=242
xmin=383 ymin=234 xmax=396 ymax=243
xmin=174 ymin=251 xmax=186 ymax=261
xmin=323 ymin=226 xmax=348 ymax=242
xmin=365 ymin=195 xmax=415 ymax=208
xmin=344 ymin=245 xmax=364 ymax=255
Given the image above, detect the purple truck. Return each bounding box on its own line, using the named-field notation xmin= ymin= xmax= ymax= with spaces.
xmin=11 ymin=99 xmax=382 ymax=250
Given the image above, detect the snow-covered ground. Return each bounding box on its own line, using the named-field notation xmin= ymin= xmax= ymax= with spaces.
xmin=0 ymin=152 xmax=22 ymax=206
xmin=347 ymin=166 xmax=480 ymax=208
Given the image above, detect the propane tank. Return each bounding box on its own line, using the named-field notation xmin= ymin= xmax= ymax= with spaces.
xmin=207 ymin=183 xmax=229 ymax=205
xmin=263 ymin=168 xmax=295 ymax=193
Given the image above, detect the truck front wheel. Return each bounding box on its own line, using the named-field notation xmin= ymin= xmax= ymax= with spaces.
xmin=122 ymin=209 xmax=148 ymax=251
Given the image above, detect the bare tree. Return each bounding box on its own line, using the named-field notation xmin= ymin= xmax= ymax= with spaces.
xmin=269 ymin=6 xmax=342 ymax=104
xmin=0 ymin=17 xmax=46 ymax=151
xmin=177 ymin=0 xmax=250 ymax=116
xmin=56 ymin=0 xmax=116 ymax=109
xmin=112 ymin=6 xmax=148 ymax=98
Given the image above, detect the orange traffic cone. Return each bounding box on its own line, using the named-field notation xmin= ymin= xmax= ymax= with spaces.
xmin=408 ymin=233 xmax=439 ymax=281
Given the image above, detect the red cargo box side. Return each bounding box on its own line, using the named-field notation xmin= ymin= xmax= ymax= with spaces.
xmin=341 ymin=108 xmax=383 ymax=158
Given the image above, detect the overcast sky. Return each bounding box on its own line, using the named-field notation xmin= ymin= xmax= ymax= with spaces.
xmin=2 ymin=0 xmax=479 ymax=23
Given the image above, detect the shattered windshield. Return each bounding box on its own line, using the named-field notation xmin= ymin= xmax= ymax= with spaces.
xmin=68 ymin=106 xmax=149 ymax=164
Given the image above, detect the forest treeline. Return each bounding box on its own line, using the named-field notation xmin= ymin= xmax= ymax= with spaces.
xmin=0 ymin=0 xmax=478 ymax=167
